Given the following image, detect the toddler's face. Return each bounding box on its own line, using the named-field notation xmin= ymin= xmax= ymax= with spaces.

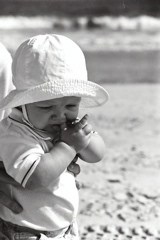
xmin=26 ymin=96 xmax=81 ymax=133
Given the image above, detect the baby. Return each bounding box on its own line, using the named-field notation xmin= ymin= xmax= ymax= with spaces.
xmin=0 ymin=34 xmax=109 ymax=240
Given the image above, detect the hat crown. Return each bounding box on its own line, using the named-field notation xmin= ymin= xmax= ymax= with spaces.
xmin=12 ymin=34 xmax=87 ymax=90
xmin=0 ymin=34 xmax=109 ymax=111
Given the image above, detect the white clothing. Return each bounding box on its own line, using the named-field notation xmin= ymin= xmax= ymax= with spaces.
xmin=0 ymin=43 xmax=14 ymax=120
xmin=0 ymin=108 xmax=79 ymax=231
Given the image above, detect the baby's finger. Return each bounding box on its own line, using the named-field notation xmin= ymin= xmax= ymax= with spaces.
xmin=74 ymin=114 xmax=88 ymax=131
xmin=66 ymin=118 xmax=79 ymax=128
xmin=83 ymin=124 xmax=92 ymax=135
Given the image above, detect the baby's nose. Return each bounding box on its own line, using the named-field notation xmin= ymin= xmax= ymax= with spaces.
xmin=53 ymin=108 xmax=65 ymax=119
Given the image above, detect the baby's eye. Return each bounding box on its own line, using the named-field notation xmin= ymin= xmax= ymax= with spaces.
xmin=38 ymin=106 xmax=52 ymax=110
xmin=66 ymin=104 xmax=77 ymax=109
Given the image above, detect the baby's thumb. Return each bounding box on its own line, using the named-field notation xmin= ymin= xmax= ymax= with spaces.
xmin=74 ymin=114 xmax=88 ymax=131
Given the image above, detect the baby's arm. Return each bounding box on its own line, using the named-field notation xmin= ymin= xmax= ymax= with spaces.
xmin=62 ymin=114 xmax=106 ymax=163
xmin=26 ymin=117 xmax=91 ymax=190
xmin=1 ymin=115 xmax=102 ymax=190
xmin=78 ymin=132 xmax=106 ymax=163
xmin=74 ymin=115 xmax=106 ymax=163
xmin=26 ymin=142 xmax=76 ymax=190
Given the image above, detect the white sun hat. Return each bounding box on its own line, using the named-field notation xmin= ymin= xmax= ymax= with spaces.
xmin=0 ymin=34 xmax=109 ymax=110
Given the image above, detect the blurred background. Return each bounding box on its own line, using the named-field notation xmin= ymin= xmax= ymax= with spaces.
xmin=0 ymin=0 xmax=160 ymax=84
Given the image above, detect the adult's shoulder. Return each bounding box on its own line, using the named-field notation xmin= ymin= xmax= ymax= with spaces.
xmin=0 ymin=42 xmax=12 ymax=71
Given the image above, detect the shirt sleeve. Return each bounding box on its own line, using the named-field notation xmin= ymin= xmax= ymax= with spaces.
xmin=0 ymin=130 xmax=44 ymax=187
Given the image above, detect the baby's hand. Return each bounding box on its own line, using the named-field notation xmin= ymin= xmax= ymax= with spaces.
xmin=60 ymin=115 xmax=92 ymax=153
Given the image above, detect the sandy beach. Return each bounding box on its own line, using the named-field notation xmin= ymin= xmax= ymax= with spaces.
xmin=77 ymin=84 xmax=160 ymax=239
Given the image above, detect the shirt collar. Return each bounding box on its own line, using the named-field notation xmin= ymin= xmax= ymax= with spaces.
xmin=9 ymin=108 xmax=58 ymax=141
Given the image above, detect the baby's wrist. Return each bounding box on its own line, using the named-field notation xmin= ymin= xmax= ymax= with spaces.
xmin=56 ymin=141 xmax=77 ymax=157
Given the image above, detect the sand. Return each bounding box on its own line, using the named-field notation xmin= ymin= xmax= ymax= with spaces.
xmin=76 ymin=84 xmax=160 ymax=239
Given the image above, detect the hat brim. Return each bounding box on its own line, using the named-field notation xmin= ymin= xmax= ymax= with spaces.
xmin=0 ymin=79 xmax=109 ymax=110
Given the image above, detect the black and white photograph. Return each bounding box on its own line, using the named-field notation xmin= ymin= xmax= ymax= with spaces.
xmin=0 ymin=1 xmax=160 ymax=239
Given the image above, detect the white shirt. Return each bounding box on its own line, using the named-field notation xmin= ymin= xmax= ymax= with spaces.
xmin=0 ymin=108 xmax=79 ymax=231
